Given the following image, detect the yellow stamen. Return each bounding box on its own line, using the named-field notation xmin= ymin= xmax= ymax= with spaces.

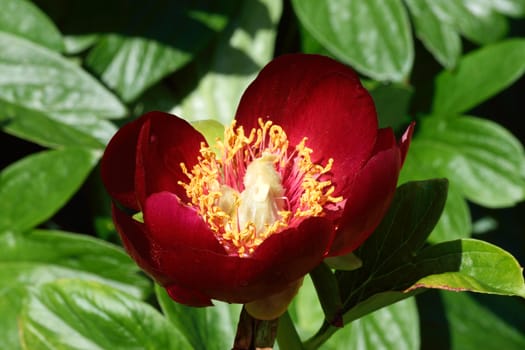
xmin=179 ymin=119 xmax=342 ymax=256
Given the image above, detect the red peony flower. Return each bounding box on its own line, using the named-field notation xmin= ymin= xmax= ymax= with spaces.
xmin=101 ymin=54 xmax=413 ymax=316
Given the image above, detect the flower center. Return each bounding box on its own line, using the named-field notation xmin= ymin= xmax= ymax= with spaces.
xmin=179 ymin=119 xmax=342 ymax=256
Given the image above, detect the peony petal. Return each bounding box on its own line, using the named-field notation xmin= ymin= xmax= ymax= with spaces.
xmin=143 ymin=191 xmax=226 ymax=254
xmin=328 ymin=128 xmax=402 ymax=256
xmin=235 ymin=54 xmax=378 ymax=194
xmin=148 ymin=218 xmax=333 ymax=304
xmin=101 ymin=117 xmax=144 ymax=210
xmin=166 ymin=284 xmax=213 ymax=307
xmin=135 ymin=111 xmax=206 ymax=206
xmin=112 ymin=204 xmax=167 ymax=283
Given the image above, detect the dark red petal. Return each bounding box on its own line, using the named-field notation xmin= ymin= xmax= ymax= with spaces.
xmin=135 ymin=111 xmax=206 ymax=206
xmin=328 ymin=128 xmax=401 ymax=257
xmin=166 ymin=284 xmax=213 ymax=307
xmin=143 ymin=191 xmax=226 ymax=254
xmin=101 ymin=117 xmax=145 ymax=211
xmin=112 ymin=203 xmax=167 ymax=282
xmin=150 ymin=218 xmax=333 ymax=304
xmin=235 ymin=54 xmax=378 ymax=194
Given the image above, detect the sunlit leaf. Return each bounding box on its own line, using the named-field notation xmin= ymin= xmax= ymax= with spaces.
xmin=320 ymin=298 xmax=420 ymax=350
xmin=20 ymin=279 xmax=185 ymax=350
xmin=0 ymin=0 xmax=63 ymax=51
xmin=156 ymin=285 xmax=240 ymax=350
xmin=402 ymin=116 xmax=525 ymax=207
xmin=172 ymin=0 xmax=282 ymax=124
xmin=408 ymin=239 xmax=525 ymax=297
xmin=404 ymin=0 xmax=461 ymax=68
xmin=0 ymin=230 xmax=151 ymax=350
xmin=0 ymin=148 xmax=99 ymax=233
xmin=0 ymin=32 xmax=126 ymax=119
xmin=85 ymin=0 xmax=239 ymax=102
xmin=425 ymin=0 xmax=508 ymax=44
xmin=433 ymin=39 xmax=525 ymax=115
xmin=1 ymin=103 xmax=109 ymax=149
xmin=292 ymin=0 xmax=413 ymax=81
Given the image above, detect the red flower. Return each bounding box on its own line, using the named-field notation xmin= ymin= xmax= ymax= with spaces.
xmin=101 ymin=54 xmax=413 ymax=311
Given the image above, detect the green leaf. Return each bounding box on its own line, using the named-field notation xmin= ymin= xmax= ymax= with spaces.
xmin=292 ymin=0 xmax=413 ymax=81
xmin=191 ymin=119 xmax=225 ymax=145
xmin=0 ymin=0 xmax=63 ymax=51
xmin=401 ymin=116 xmax=525 ymax=207
xmin=336 ymin=180 xmax=448 ymax=312
xmin=319 ymin=298 xmax=420 ymax=350
xmin=156 ymin=284 xmax=240 ymax=350
xmin=0 ymin=229 xmax=150 ymax=296
xmin=404 ymin=0 xmax=461 ymax=68
xmin=289 ymin=275 xmax=325 ymax=341
xmin=0 ymin=32 xmax=126 ymax=119
xmin=433 ymin=39 xmax=525 ymax=115
xmin=19 ymin=279 xmax=187 ymax=350
xmin=172 ymin=0 xmax=282 ymax=124
xmin=426 ymin=0 xmax=508 ymax=45
xmin=85 ymin=1 xmax=239 ymax=102
xmin=301 ymin=180 xmax=447 ymax=347
xmin=309 ymin=263 xmax=343 ymax=326
xmin=0 ymin=148 xmax=99 ymax=233
xmin=0 ymin=229 xmax=151 ymax=350
xmin=408 ymin=239 xmax=525 ymax=297
xmin=306 ymin=180 xmax=525 ymax=347
xmin=1 ymin=103 xmax=109 ymax=149
xmin=0 ymin=31 xmax=126 ymax=146
xmin=427 ymin=188 xmax=471 ymax=243
xmin=421 ymin=292 xmax=525 ymax=349
xmin=490 ymin=0 xmax=525 ymax=17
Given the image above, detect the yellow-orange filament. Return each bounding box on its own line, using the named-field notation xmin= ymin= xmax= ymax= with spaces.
xmin=179 ymin=119 xmax=342 ymax=256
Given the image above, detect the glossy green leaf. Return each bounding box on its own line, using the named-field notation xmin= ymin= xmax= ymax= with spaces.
xmin=320 ymin=298 xmax=420 ymax=350
xmin=433 ymin=39 xmax=525 ymax=115
xmin=0 ymin=0 xmax=63 ymax=51
xmin=1 ymin=103 xmax=108 ymax=149
xmin=292 ymin=0 xmax=413 ymax=81
xmin=155 ymin=284 xmax=240 ymax=350
xmin=0 ymin=229 xmax=151 ymax=350
xmin=0 ymin=32 xmax=126 ymax=119
xmin=0 ymin=229 xmax=150 ymax=296
xmin=427 ymin=188 xmax=471 ymax=243
xmin=408 ymin=239 xmax=525 ymax=297
xmin=402 ymin=116 xmax=525 ymax=207
xmin=426 ymin=0 xmax=508 ymax=45
xmin=85 ymin=1 xmax=239 ymax=102
xmin=0 ymin=148 xmax=99 ymax=233
xmin=404 ymin=0 xmax=461 ymax=68
xmin=20 ymin=279 xmax=187 ymax=350
xmin=172 ymin=0 xmax=282 ymax=124
xmin=489 ymin=0 xmax=525 ymax=16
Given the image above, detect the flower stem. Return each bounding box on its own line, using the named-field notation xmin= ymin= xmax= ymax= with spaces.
xmin=233 ymin=306 xmax=279 ymax=350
